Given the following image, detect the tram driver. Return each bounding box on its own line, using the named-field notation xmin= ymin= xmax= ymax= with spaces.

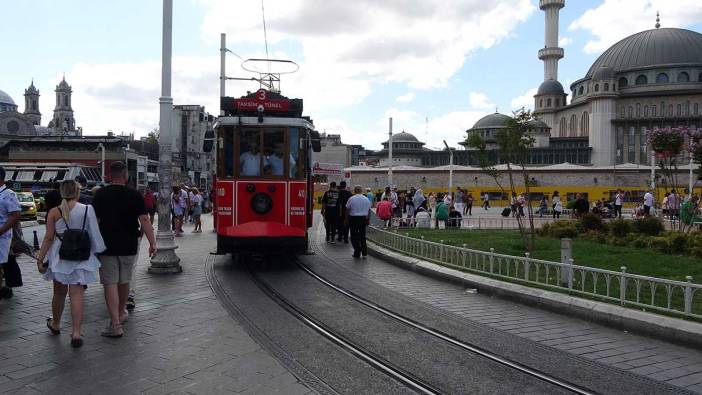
xmin=266 ymin=141 xmax=297 ymax=177
xmin=240 ymin=137 xmax=262 ymax=177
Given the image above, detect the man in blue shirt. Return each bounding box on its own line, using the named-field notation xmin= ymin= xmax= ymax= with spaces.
xmin=345 ymin=185 xmax=372 ymax=258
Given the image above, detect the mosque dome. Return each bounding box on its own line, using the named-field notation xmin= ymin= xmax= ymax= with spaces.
xmin=0 ymin=89 xmax=18 ymax=112
xmin=536 ymin=80 xmax=565 ymax=95
xmin=592 ymin=65 xmax=615 ymax=80
xmin=0 ymin=90 xmax=15 ymax=106
xmin=586 ymin=28 xmax=702 ymax=77
xmin=472 ymin=113 xmax=511 ymax=129
xmin=383 ymin=131 xmax=420 ymax=144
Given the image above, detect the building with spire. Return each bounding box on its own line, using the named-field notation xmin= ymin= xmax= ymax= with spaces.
xmin=23 ymin=80 xmax=41 ymax=125
xmin=49 ymin=76 xmax=76 ymax=132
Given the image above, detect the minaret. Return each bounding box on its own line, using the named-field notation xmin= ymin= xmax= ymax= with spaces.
xmin=538 ymin=0 xmax=565 ymax=81
xmin=53 ymin=76 xmax=75 ymax=131
xmin=23 ymin=80 xmax=41 ymax=125
xmin=533 ymin=0 xmax=566 ymax=130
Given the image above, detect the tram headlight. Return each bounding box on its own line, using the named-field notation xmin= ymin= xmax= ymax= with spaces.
xmin=251 ymin=192 xmax=273 ymax=215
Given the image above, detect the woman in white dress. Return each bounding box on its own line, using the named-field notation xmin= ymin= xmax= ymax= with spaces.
xmin=552 ymin=190 xmax=563 ymax=219
xmin=36 ymin=180 xmax=105 ymax=348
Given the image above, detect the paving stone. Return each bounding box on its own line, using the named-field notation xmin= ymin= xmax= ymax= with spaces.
xmin=0 ymin=216 xmax=308 ymax=394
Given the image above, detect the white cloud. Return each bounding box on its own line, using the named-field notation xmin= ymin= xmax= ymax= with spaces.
xmin=396 ymin=92 xmax=415 ymax=103
xmin=558 ymin=36 xmax=572 ymax=47
xmin=468 ymin=92 xmax=495 ymax=111
xmin=569 ymin=0 xmax=702 ymax=54
xmin=510 ymin=88 xmax=537 ymax=111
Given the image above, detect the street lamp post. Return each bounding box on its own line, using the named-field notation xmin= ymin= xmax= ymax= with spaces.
xmin=149 ymin=0 xmax=182 ymax=274
xmin=444 ymin=140 xmax=453 ymax=199
xmin=388 ymin=117 xmax=393 ymax=187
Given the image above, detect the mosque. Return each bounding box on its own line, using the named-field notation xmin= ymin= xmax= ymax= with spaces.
xmin=0 ymin=77 xmax=80 ymax=137
xmin=359 ymin=1 xmax=702 ymax=170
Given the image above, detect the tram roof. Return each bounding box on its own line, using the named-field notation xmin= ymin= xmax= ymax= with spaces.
xmin=214 ymin=116 xmax=315 ymax=130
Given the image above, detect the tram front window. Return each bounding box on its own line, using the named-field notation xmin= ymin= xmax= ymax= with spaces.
xmin=240 ymin=130 xmax=263 ymax=177
xmin=263 ymin=130 xmax=287 ymax=176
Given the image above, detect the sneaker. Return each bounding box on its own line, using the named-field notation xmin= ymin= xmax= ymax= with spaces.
xmin=126 ymin=296 xmax=135 ymax=311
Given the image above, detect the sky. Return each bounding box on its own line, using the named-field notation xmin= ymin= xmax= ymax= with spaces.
xmin=2 ymin=0 xmax=702 ymax=151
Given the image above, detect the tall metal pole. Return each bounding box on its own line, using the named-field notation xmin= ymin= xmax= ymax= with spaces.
xmin=149 ymin=0 xmax=182 ymax=274
xmin=651 ymin=152 xmax=656 ymax=190
xmin=444 ymin=140 xmax=453 ymax=199
xmin=388 ymin=117 xmax=393 ymax=187
xmin=690 ymin=155 xmax=695 ymax=198
xmin=220 ymin=33 xmax=226 ymax=116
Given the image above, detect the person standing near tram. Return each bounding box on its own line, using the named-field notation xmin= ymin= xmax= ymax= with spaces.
xmin=345 ymin=186 xmax=372 ymax=259
xmin=321 ymin=182 xmax=341 ymax=243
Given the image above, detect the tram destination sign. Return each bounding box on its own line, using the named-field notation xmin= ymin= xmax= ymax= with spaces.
xmin=221 ymin=89 xmax=303 ymax=117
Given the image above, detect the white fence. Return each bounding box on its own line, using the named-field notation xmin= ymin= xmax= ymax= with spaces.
xmin=367 ymin=226 xmax=702 ymax=319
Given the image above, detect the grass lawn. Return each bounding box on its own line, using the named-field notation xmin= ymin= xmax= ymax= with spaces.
xmin=400 ymin=229 xmax=702 ymax=283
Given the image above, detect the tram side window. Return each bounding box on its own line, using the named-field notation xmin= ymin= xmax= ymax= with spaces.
xmin=289 ymin=128 xmax=302 ymax=179
xmin=263 ymin=129 xmax=288 ymax=177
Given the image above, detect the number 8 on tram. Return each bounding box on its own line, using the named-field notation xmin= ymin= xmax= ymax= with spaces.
xmin=212 ymin=89 xmax=321 ymax=255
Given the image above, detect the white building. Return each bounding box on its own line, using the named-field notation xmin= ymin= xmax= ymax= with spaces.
xmin=171 ymin=105 xmax=215 ymax=189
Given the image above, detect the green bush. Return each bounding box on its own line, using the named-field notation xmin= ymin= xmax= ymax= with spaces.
xmin=631 ymin=235 xmax=651 ymax=249
xmin=647 ymin=237 xmax=669 ymax=253
xmin=609 ymin=218 xmax=633 ymax=238
xmin=632 ymin=217 xmax=665 ymax=236
xmin=537 ymin=222 xmax=550 ymax=236
xmin=548 ymin=220 xmax=579 ymax=239
xmin=689 ymin=234 xmax=702 ymax=257
xmin=579 ymin=213 xmax=604 ymax=232
xmin=664 ymin=232 xmax=690 ymax=255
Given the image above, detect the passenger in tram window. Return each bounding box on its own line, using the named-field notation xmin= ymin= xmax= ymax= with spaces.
xmin=267 ymin=142 xmax=296 ymax=177
xmin=240 ymin=137 xmax=262 ymax=177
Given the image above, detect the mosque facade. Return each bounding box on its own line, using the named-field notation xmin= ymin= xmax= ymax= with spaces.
xmin=0 ymin=77 xmax=80 ymax=137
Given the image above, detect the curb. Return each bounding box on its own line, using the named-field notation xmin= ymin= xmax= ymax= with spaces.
xmin=368 ymin=241 xmax=702 ymax=350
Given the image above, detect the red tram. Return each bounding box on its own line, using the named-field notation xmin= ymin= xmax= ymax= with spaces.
xmin=212 ymin=89 xmax=321 ymax=255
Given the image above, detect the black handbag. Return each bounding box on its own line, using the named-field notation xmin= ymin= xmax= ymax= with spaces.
xmin=56 ymin=206 xmax=91 ymax=261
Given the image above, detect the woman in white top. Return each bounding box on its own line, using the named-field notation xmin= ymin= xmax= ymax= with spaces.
xmin=190 ymin=187 xmax=204 ymax=233
xmin=36 ymin=180 xmax=106 ymax=348
xmin=552 ymin=190 xmax=563 ymax=219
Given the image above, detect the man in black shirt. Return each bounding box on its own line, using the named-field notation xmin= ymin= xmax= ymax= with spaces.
xmin=573 ymin=193 xmax=589 ymax=218
xmin=75 ymin=175 xmax=93 ymax=205
xmin=336 ymin=181 xmax=352 ymax=243
xmin=321 ymin=182 xmax=340 ymax=244
xmin=92 ymin=162 xmax=156 ymax=338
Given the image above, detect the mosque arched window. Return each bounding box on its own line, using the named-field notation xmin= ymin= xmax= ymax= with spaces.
xmin=581 ymin=112 xmax=589 ymax=136
xmin=677 ymin=104 xmax=682 ymax=116
xmin=556 ymin=98 xmax=560 ymax=106
xmin=604 ymin=83 xmax=609 ymax=91
xmin=547 ymin=98 xmax=552 ymax=107
xmin=694 ymin=103 xmax=699 ymax=116
xmin=628 ymin=106 xmax=633 ymax=118
xmin=636 ymin=103 xmax=641 ymax=117
xmin=678 ymin=72 xmax=690 ymax=83
xmin=569 ymin=114 xmax=577 ymax=137
xmin=635 ymin=75 xmax=648 ymax=85
xmin=578 ymin=86 xmax=584 ymax=95
xmin=656 ymin=73 xmax=669 ymax=84
xmin=618 ymin=77 xmax=628 ymax=88
xmin=559 ymin=117 xmax=567 ymax=137
xmin=594 ymin=84 xmax=599 ymax=92
xmin=644 ymin=105 xmax=649 ymax=117
xmin=539 ymin=99 xmax=543 ymax=108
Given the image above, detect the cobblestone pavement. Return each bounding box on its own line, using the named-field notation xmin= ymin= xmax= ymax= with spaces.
xmin=312 ymin=217 xmax=702 ymax=393
xmin=0 ymin=215 xmax=310 ymax=394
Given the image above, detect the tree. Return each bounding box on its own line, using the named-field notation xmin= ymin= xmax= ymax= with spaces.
xmin=146 ymin=128 xmax=159 ymax=144
xmin=466 ymin=108 xmax=537 ymax=251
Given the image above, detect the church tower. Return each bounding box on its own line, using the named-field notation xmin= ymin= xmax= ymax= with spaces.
xmin=23 ymin=80 xmax=41 ymax=125
xmin=52 ymin=76 xmax=75 ymax=131
xmin=533 ymin=0 xmax=566 ymax=131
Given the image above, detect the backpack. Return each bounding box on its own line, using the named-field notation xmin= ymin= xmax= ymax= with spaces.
xmin=57 ymin=206 xmax=91 ymax=261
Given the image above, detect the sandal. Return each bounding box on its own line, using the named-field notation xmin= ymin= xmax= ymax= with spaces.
xmin=70 ymin=335 xmax=83 ymax=348
xmin=46 ymin=318 xmax=60 ymax=335
xmin=100 ymin=323 xmax=123 ymax=338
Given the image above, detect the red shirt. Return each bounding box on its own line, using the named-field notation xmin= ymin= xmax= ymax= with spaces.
xmin=376 ymin=200 xmax=393 ymax=220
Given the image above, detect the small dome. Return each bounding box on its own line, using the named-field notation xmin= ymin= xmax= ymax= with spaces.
xmin=536 ymin=80 xmax=565 ymax=95
xmin=388 ymin=131 xmax=419 ymax=143
xmin=472 ymin=113 xmax=511 ymax=129
xmin=0 ymin=90 xmax=16 ymax=106
xmin=592 ymin=65 xmax=615 ymax=80
xmin=528 ymin=119 xmax=549 ymax=128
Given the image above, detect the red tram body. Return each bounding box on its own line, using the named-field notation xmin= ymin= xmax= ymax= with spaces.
xmin=213 ymin=89 xmax=320 ymax=255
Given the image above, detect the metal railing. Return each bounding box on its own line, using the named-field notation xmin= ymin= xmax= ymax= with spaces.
xmin=367 ymin=226 xmax=702 ymax=319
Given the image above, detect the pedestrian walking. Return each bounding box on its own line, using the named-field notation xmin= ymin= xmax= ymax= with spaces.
xmin=144 ymin=188 xmax=157 ymax=224
xmin=643 ymin=190 xmax=654 ymax=216
xmin=337 ymin=181 xmax=352 ymax=243
xmin=345 ymin=186 xmax=372 ymax=258
xmin=464 ymin=193 xmax=473 ymax=216
xmin=538 ymin=196 xmax=548 ymax=217
xmin=190 ymin=187 xmax=203 ymax=233
xmin=376 ymin=196 xmax=393 ymax=227
xmin=614 ymin=189 xmax=624 ymax=218
xmin=454 ymin=187 xmax=464 ymax=215
xmin=171 ymin=186 xmax=187 ymax=236
xmin=516 ymin=193 xmax=526 ymax=218
xmin=482 ymin=192 xmax=490 ymax=210
xmin=668 ymin=189 xmax=681 ymax=220
xmin=36 ymin=180 xmax=105 ymax=348
xmin=552 ymin=191 xmax=562 ymax=219
xmin=365 ymin=188 xmax=375 ymax=208
xmin=92 ymin=162 xmax=156 ymax=338
xmin=0 ymin=167 xmax=20 ymax=300
xmin=75 ymin=175 xmax=93 ymax=205
xmin=321 ymin=182 xmax=340 ymax=243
